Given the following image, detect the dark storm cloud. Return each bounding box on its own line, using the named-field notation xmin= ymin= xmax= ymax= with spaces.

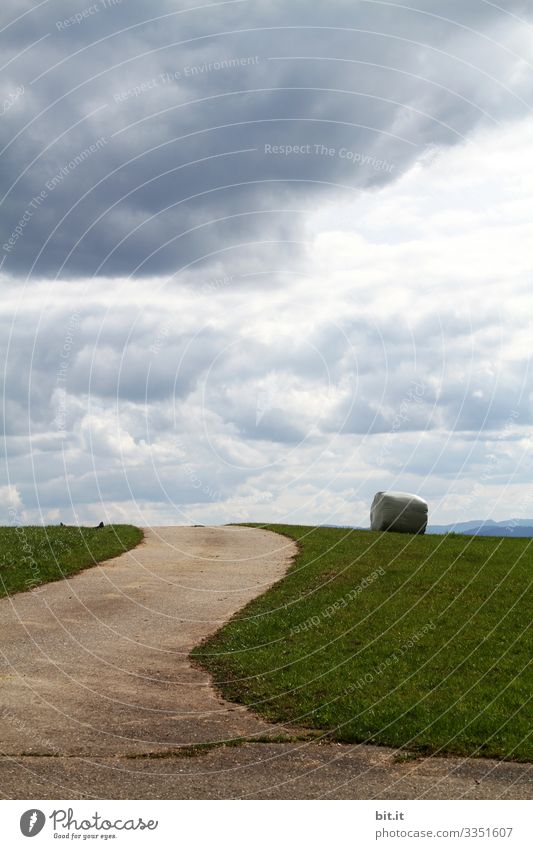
xmin=2 ymin=1 xmax=533 ymax=525
xmin=1 ymin=0 xmax=532 ymax=279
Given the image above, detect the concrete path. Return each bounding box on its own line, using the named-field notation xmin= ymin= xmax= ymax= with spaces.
xmin=0 ymin=525 xmax=531 ymax=799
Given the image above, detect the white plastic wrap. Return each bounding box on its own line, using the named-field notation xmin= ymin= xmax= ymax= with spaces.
xmin=370 ymin=491 xmax=428 ymax=534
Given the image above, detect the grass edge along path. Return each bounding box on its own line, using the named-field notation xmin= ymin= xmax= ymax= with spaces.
xmin=192 ymin=524 xmax=532 ymax=761
xmin=0 ymin=524 xmax=143 ymax=597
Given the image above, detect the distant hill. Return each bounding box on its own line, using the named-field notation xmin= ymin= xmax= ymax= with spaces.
xmin=427 ymin=519 xmax=533 ymax=538
xmin=321 ymin=519 xmax=533 ymax=537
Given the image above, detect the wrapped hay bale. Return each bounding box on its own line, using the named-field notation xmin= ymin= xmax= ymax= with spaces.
xmin=370 ymin=491 xmax=428 ymax=535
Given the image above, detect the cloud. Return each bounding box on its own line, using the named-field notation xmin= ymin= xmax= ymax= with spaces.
xmin=1 ymin=1 xmax=533 ymax=527
xmin=2 ymin=0 xmax=533 ymax=279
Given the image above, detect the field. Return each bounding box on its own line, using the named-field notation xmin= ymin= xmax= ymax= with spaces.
xmin=0 ymin=524 xmax=143 ymax=597
xmin=193 ymin=525 xmax=532 ymax=761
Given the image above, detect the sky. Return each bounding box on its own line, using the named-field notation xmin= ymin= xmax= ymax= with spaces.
xmin=1 ymin=0 xmax=532 ymax=527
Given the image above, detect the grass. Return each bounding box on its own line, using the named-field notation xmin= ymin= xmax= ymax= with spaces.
xmin=193 ymin=524 xmax=532 ymax=761
xmin=0 ymin=524 xmax=143 ymax=597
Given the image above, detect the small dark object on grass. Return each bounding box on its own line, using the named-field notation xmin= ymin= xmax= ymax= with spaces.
xmin=97 ymin=521 xmax=104 ymax=528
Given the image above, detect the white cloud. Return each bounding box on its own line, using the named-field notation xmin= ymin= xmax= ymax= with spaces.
xmin=2 ymin=101 xmax=533 ymax=527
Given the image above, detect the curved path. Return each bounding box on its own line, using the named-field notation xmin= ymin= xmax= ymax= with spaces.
xmin=0 ymin=526 xmax=531 ymax=799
